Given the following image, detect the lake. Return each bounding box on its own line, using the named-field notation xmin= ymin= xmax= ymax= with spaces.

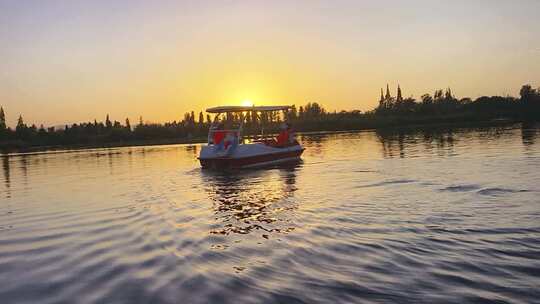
xmin=1 ymin=124 xmax=539 ymax=303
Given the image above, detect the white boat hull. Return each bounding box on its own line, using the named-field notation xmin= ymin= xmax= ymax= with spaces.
xmin=198 ymin=143 xmax=304 ymax=169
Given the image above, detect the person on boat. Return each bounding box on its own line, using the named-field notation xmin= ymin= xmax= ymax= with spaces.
xmin=275 ymin=122 xmax=291 ymax=147
xmin=223 ymin=130 xmax=237 ymax=149
xmin=212 ymin=123 xmax=226 ymax=150
xmin=223 ymin=131 xmax=239 ymax=155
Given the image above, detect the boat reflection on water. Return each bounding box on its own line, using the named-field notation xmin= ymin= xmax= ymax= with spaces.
xmin=200 ymin=161 xmax=302 ymax=238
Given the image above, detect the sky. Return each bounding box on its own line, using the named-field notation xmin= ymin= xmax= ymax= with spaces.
xmin=1 ymin=0 xmax=539 ymax=127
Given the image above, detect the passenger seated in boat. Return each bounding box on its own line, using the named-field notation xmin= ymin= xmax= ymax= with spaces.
xmin=213 ymin=122 xmax=240 ymax=154
xmin=271 ymin=122 xmax=295 ymax=147
xmin=212 ymin=123 xmax=226 ymax=145
xmin=223 ymin=131 xmax=238 ymax=149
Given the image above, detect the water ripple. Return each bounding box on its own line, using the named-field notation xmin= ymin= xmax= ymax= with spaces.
xmin=1 ymin=126 xmax=540 ymax=303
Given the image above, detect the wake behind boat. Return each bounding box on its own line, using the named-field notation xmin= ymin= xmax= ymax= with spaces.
xmin=198 ymin=105 xmax=305 ymax=169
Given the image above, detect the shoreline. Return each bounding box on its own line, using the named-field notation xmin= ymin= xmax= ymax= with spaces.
xmin=0 ymin=119 xmax=530 ymax=155
xmin=0 ymin=137 xmax=208 ymax=156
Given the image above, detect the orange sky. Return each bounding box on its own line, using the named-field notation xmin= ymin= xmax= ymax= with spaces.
xmin=1 ymin=1 xmax=539 ymax=127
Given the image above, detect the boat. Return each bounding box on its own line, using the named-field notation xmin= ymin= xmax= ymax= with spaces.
xmin=198 ymin=105 xmax=305 ymax=169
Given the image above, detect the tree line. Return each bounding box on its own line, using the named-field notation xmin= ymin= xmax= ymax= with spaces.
xmin=374 ymin=84 xmax=540 ymax=118
xmin=0 ymin=84 xmax=539 ymax=151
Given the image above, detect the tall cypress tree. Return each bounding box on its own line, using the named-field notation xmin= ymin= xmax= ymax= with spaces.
xmin=0 ymin=107 xmax=6 ymax=130
xmin=198 ymin=111 xmax=204 ymax=125
xmin=16 ymin=115 xmax=26 ymax=139
xmin=16 ymin=115 xmax=25 ymax=129
xmin=105 ymin=114 xmax=112 ymax=129
xmin=396 ymin=85 xmax=403 ymax=103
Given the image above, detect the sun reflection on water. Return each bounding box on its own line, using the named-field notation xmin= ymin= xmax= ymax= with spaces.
xmin=201 ymin=164 xmax=301 ymax=238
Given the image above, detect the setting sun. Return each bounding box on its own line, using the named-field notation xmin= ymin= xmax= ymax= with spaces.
xmin=241 ymin=100 xmax=254 ymax=107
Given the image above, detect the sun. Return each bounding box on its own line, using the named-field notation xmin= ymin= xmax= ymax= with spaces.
xmin=241 ymin=99 xmax=253 ymax=107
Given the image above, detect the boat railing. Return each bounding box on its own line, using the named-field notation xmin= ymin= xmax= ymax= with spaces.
xmin=243 ymin=134 xmax=274 ymax=142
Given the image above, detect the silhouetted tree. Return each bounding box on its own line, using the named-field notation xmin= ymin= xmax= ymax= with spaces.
xmin=288 ymin=105 xmax=297 ymax=121
xmin=250 ymin=110 xmax=258 ymax=125
xmin=421 ymin=94 xmax=433 ymax=104
xmin=434 ymin=89 xmax=444 ymax=103
xmin=304 ymin=102 xmax=325 ymax=118
xmin=15 ymin=115 xmax=29 ymax=140
xmin=198 ymin=112 xmax=204 ymax=125
xmin=38 ymin=124 xmax=47 ymax=137
xmin=520 ymin=84 xmax=534 ymax=102
xmin=16 ymin=115 xmax=25 ymax=130
xmin=519 ymin=84 xmax=540 ymax=118
xmin=0 ymin=107 xmax=6 ymax=131
xmin=396 ymin=85 xmax=403 ymax=104
xmin=105 ymin=114 xmax=112 ymax=129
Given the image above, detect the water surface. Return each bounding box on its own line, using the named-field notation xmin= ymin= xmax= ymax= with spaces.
xmin=1 ymin=124 xmax=539 ymax=303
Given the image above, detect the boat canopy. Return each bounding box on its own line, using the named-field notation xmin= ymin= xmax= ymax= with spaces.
xmin=206 ymin=105 xmax=291 ymax=113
